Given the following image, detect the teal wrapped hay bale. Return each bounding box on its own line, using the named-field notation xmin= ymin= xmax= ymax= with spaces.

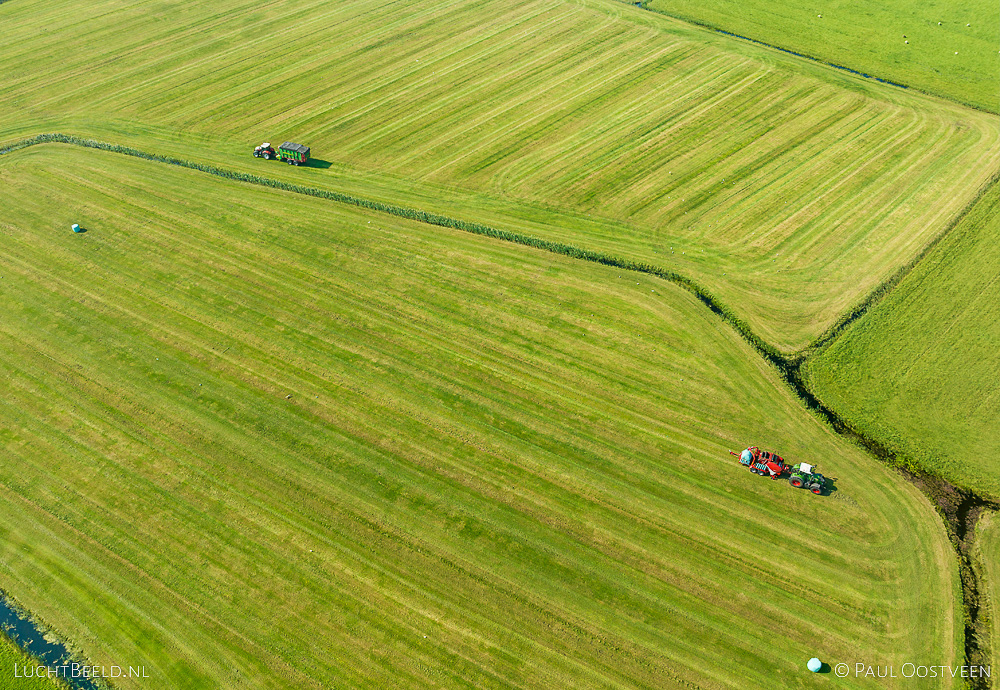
xmin=72 ymin=223 xmax=84 ymax=233
xmin=807 ymin=657 xmax=822 ymax=673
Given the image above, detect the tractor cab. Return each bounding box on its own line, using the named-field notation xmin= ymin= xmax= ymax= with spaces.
xmin=789 ymin=463 xmax=828 ymax=494
xmin=253 ymin=142 xmax=276 ymax=159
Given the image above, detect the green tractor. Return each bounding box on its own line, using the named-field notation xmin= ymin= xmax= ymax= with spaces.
xmin=787 ymin=463 xmax=829 ymax=495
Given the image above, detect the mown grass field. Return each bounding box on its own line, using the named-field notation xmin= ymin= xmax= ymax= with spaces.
xmin=0 ymin=144 xmax=962 ymax=688
xmin=975 ymin=513 xmax=1000 ymax=673
xmin=0 ymin=635 xmax=66 ymax=690
xmin=805 ymin=182 xmax=1000 ymax=498
xmin=1 ymin=0 xmax=997 ymax=351
xmin=645 ymin=0 xmax=1000 ymax=111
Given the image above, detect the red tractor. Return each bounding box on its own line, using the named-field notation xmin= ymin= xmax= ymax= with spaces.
xmin=730 ymin=446 xmax=829 ymax=495
xmin=253 ymin=142 xmax=276 ymax=160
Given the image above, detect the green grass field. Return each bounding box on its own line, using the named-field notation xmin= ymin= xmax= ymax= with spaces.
xmin=804 ymin=182 xmax=1000 ymax=498
xmin=0 ymin=144 xmax=962 ymax=688
xmin=1 ymin=0 xmax=997 ymax=351
xmin=1 ymin=0 xmax=996 ymax=685
xmin=0 ymin=635 xmax=67 ymax=690
xmin=645 ymin=0 xmax=1000 ymax=111
xmin=976 ymin=513 xmax=1000 ymax=673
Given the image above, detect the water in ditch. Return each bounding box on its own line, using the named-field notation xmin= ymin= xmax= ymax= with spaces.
xmin=0 ymin=594 xmax=101 ymax=690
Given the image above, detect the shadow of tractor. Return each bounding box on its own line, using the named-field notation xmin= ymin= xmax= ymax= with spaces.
xmin=818 ymin=476 xmax=839 ymax=497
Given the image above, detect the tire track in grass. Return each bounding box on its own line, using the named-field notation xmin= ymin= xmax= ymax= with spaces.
xmin=796 ymin=169 xmax=1000 ymax=364
xmin=1 ymin=176 xmax=744 ymax=684
xmin=2 ymin=133 xmax=994 ymax=682
xmin=0 ymin=134 xmax=780 ymax=367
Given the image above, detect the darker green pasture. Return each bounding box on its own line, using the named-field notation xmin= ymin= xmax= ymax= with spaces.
xmin=806 ymin=182 xmax=1000 ymax=497
xmin=646 ymin=0 xmax=1000 ymax=111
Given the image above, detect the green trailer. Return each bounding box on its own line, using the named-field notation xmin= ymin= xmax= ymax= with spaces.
xmin=277 ymin=142 xmax=310 ymax=166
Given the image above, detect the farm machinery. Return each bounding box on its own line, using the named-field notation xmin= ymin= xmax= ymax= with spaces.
xmin=252 ymin=141 xmax=311 ymax=166
xmin=729 ymin=446 xmax=829 ymax=495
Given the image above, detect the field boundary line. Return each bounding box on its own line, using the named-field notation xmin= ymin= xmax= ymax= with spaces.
xmin=795 ymin=168 xmax=1000 ymax=364
xmin=626 ymin=1 xmax=997 ymax=115
xmin=1 ymin=132 xmax=991 ymax=403
xmin=3 ymin=131 xmax=996 ymax=680
xmin=0 ymin=133 xmax=784 ymax=366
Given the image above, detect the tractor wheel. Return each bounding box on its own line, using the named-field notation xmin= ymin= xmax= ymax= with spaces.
xmin=810 ymin=484 xmax=823 ymax=494
xmin=253 ymin=150 xmax=260 ymax=158
xmin=789 ymin=476 xmax=804 ymax=488
xmin=263 ymin=152 xmax=271 ymax=160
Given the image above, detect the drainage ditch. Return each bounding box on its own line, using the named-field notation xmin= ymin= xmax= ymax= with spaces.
xmin=772 ymin=354 xmax=998 ymax=688
xmin=0 ymin=593 xmax=100 ymax=690
xmin=1 ymin=133 xmax=995 ymax=685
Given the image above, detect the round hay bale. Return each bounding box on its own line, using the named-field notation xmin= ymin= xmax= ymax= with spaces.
xmin=807 ymin=658 xmax=822 ymax=673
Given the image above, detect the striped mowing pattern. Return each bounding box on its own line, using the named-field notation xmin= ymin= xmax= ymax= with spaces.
xmin=976 ymin=513 xmax=1000 ymax=673
xmin=0 ymin=0 xmax=997 ymax=353
xmin=805 ymin=181 xmax=1000 ymax=498
xmin=644 ymin=0 xmax=1000 ymax=112
xmin=0 ymin=144 xmax=961 ymax=689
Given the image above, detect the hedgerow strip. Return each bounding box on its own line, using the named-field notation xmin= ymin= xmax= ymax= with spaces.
xmin=4 ymin=132 xmax=995 ymax=676
xmin=0 ymin=133 xmax=783 ymax=365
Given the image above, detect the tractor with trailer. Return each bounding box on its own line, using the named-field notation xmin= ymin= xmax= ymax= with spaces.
xmin=252 ymin=141 xmax=311 ymax=166
xmin=729 ymin=446 xmax=829 ymax=495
